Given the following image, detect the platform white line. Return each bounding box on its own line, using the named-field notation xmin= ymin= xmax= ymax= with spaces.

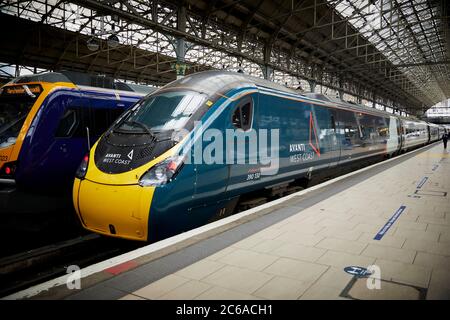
xmin=3 ymin=142 xmax=439 ymax=300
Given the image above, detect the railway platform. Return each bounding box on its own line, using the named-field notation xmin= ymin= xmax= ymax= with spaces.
xmin=5 ymin=143 xmax=450 ymax=300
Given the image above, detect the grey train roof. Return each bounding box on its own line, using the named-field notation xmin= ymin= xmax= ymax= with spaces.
xmin=158 ymin=70 xmax=300 ymax=98
xmin=160 ymin=71 xmax=424 ymax=121
xmin=6 ymin=71 xmax=154 ymax=94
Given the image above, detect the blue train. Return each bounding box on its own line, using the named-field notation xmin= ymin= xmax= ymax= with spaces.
xmin=0 ymin=72 xmax=151 ymax=192
xmin=73 ymin=71 xmax=445 ymax=241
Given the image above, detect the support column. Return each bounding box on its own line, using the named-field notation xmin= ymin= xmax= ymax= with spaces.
xmin=174 ymin=38 xmax=187 ymax=79
xmin=174 ymin=5 xmax=187 ymax=79
xmin=308 ymin=80 xmax=316 ymax=93
xmin=262 ymin=65 xmax=273 ymax=81
xmin=338 ymin=77 xmax=344 ymax=100
xmin=262 ymin=40 xmax=273 ymax=81
xmin=357 ymin=83 xmax=362 ymax=104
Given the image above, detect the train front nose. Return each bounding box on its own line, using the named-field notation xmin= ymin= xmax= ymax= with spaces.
xmin=73 ymin=178 xmax=155 ymax=241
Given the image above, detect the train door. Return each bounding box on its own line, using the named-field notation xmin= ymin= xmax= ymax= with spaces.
xmin=49 ymin=92 xmax=96 ymax=190
xmin=16 ymin=90 xmax=87 ymax=189
xmin=310 ymin=105 xmax=340 ymax=169
xmin=386 ymin=116 xmax=400 ymax=155
xmin=51 ymin=94 xmax=90 ymax=181
xmin=397 ymin=118 xmax=404 ymax=151
xmin=191 ymin=94 xmax=258 ymax=215
xmin=335 ymin=109 xmax=364 ymax=164
xmin=52 ymin=92 xmax=126 ymax=188
xmin=225 ymin=92 xmax=260 ymax=194
xmin=401 ymin=119 xmax=410 ymax=150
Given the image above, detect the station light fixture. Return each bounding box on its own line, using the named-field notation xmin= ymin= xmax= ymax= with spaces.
xmin=86 ymin=37 xmax=100 ymax=51
xmin=107 ymin=34 xmax=120 ymax=48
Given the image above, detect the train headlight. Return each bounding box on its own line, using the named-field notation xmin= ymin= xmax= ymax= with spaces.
xmin=139 ymin=156 xmax=184 ymax=187
xmin=75 ymin=154 xmax=89 ymax=179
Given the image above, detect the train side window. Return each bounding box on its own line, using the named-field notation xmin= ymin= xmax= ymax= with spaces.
xmin=330 ymin=115 xmax=336 ymax=131
xmin=240 ymin=102 xmax=252 ymax=129
xmin=232 ymin=107 xmax=242 ymax=128
xmin=55 ymin=109 xmax=78 ymax=138
xmin=232 ymin=98 xmax=253 ymax=131
xmin=338 ymin=110 xmax=359 ymax=142
xmin=378 ymin=127 xmax=388 ymax=137
xmin=345 ymin=126 xmax=356 ymax=138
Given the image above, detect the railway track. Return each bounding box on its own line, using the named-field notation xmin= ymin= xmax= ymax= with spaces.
xmin=0 ymin=233 xmax=142 ymax=298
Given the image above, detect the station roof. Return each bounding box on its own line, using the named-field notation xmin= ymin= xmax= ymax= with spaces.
xmin=0 ymin=0 xmax=448 ymax=115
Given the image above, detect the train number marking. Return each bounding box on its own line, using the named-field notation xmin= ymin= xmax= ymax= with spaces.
xmin=246 ymin=172 xmax=261 ymax=181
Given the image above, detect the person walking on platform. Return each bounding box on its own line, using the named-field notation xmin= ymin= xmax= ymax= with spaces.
xmin=443 ymin=131 xmax=448 ymax=149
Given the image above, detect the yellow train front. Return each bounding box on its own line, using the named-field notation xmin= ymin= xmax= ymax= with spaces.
xmin=73 ymin=145 xmax=184 ymax=242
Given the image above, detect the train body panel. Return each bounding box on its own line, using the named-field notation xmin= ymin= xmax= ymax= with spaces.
xmin=72 ymin=71 xmax=442 ymax=242
xmin=400 ymin=119 xmax=429 ymax=150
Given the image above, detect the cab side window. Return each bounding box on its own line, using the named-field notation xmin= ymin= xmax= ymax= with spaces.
xmin=55 ymin=109 xmax=78 ymax=137
xmin=232 ymin=106 xmax=242 ymax=128
xmin=232 ymin=98 xmax=253 ymax=131
xmin=54 ymin=107 xmax=90 ymax=138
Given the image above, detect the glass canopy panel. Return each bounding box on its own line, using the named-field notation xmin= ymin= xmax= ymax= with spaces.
xmin=330 ymin=0 xmax=448 ymax=106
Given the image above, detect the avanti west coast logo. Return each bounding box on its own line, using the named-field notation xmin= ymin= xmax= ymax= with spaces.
xmin=174 ymin=122 xmax=280 ymax=175
xmin=173 ymin=121 xmax=320 ymax=176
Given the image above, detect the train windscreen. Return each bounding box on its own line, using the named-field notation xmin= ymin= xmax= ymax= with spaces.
xmin=115 ymin=90 xmax=208 ymax=133
xmin=0 ymin=84 xmax=42 ymax=148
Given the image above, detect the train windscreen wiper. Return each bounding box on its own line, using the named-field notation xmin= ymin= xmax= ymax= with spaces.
xmin=114 ymin=120 xmax=155 ymax=140
xmin=125 ymin=120 xmax=152 ymax=134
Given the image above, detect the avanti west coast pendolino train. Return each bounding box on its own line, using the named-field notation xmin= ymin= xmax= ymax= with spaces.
xmin=0 ymin=72 xmax=152 ymax=192
xmin=73 ymin=71 xmax=445 ymax=242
